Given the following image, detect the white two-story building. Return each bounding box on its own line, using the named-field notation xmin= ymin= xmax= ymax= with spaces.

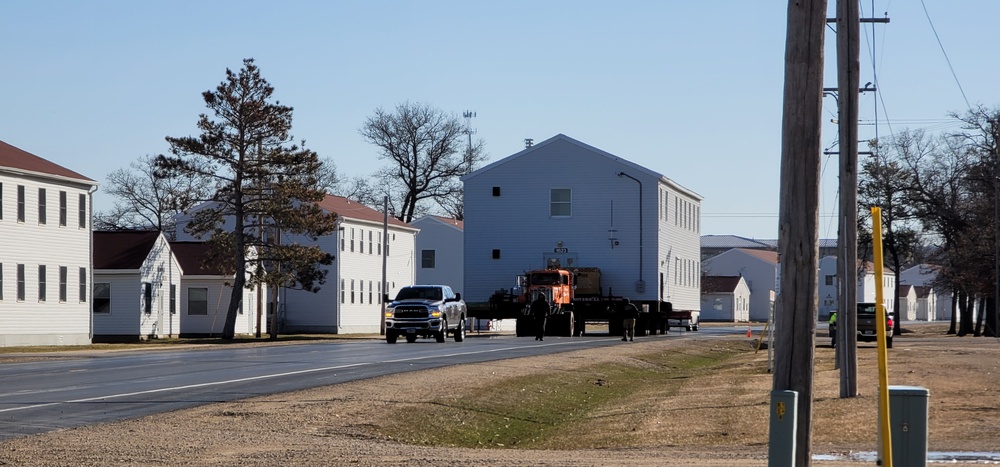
xmin=461 ymin=134 xmax=702 ymax=314
xmin=0 ymin=140 xmax=98 ymax=346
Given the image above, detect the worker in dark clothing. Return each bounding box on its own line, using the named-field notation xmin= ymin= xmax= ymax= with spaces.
xmin=530 ymin=293 xmax=550 ymax=341
xmin=622 ymin=297 xmax=640 ymax=341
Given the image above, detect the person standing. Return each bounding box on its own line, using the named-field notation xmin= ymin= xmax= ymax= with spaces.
xmin=530 ymin=293 xmax=550 ymax=341
xmin=622 ymin=297 xmax=640 ymax=341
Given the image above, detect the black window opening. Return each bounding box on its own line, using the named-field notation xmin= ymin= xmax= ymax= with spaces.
xmin=492 ymin=186 xmax=501 ymax=197
xmin=492 ymin=249 xmax=501 ymax=259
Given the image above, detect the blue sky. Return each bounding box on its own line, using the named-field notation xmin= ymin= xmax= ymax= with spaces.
xmin=2 ymin=1 xmax=995 ymax=239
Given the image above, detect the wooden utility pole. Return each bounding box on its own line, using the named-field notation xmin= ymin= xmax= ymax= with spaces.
xmin=775 ymin=0 xmax=826 ymax=465
xmin=835 ymin=0 xmax=860 ymax=398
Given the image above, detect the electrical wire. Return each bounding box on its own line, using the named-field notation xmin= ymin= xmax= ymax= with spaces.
xmin=919 ymin=0 xmax=972 ymax=111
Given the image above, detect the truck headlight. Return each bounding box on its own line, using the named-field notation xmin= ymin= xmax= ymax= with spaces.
xmin=385 ymin=309 xmax=394 ymax=318
xmin=430 ymin=309 xmax=442 ymax=318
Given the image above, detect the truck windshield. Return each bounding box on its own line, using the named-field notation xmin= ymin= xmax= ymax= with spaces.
xmin=395 ymin=288 xmax=442 ymax=301
xmin=531 ymin=273 xmax=562 ymax=285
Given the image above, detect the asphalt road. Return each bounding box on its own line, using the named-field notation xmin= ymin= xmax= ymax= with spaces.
xmin=0 ymin=327 xmax=740 ymax=441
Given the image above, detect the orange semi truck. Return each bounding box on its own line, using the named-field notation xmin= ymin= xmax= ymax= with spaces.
xmin=473 ymin=267 xmax=674 ymax=338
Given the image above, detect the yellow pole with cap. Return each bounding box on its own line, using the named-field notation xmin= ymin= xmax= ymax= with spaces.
xmin=872 ymin=207 xmax=892 ymax=467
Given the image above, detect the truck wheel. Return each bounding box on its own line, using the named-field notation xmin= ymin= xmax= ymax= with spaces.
xmin=386 ymin=331 xmax=398 ymax=344
xmin=406 ymin=334 xmax=417 ymax=343
xmin=436 ymin=320 xmax=448 ymax=343
xmin=455 ymin=318 xmax=466 ymax=342
xmin=564 ymin=311 xmax=575 ymax=337
xmin=515 ymin=318 xmax=528 ymax=337
xmin=886 ymin=335 xmax=893 ymax=349
xmin=692 ymin=324 xmax=699 ymax=331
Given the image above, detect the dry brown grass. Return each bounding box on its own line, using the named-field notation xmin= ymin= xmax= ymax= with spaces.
xmin=0 ymin=323 xmax=996 ymax=466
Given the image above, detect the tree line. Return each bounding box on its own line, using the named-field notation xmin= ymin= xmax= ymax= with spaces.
xmin=859 ymin=107 xmax=1000 ymax=337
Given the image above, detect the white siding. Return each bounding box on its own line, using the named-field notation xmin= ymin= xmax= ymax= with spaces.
xmin=412 ymin=217 xmax=464 ymax=294
xmin=280 ymin=220 xmax=416 ymax=334
xmin=0 ymin=174 xmax=93 ymax=346
xmin=702 ymin=250 xmax=777 ymax=322
xmin=463 ymin=135 xmax=701 ymax=313
xmin=179 ymin=277 xmax=257 ymax=336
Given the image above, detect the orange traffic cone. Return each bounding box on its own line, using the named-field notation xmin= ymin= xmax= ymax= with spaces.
xmin=746 ymin=326 xmax=753 ymax=338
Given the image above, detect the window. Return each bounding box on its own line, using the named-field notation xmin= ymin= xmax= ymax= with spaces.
xmin=16 ymin=264 xmax=25 ymax=301
xmin=377 ymin=232 xmax=382 ymax=255
xmin=59 ymin=266 xmax=67 ymax=302
xmin=59 ymin=191 xmax=67 ymax=226
xmin=492 ymin=249 xmax=501 ymax=259
xmin=79 ymin=267 xmax=87 ymax=302
xmin=17 ymin=185 xmax=25 ymax=222
xmin=340 ymin=279 xmax=345 ymax=304
xmin=78 ymin=194 xmax=87 ymax=228
xmin=0 ymin=263 xmax=3 ymax=301
xmin=550 ymin=188 xmax=571 ymax=217
xmin=350 ymin=279 xmax=355 ymax=304
xmin=143 ymin=283 xmax=152 ymax=314
xmin=359 ymin=229 xmax=364 ymax=253
xmin=38 ymin=188 xmax=46 ymax=225
xmin=359 ymin=280 xmax=365 ymax=304
xmin=377 ymin=282 xmax=382 ymax=304
xmin=825 ymin=275 xmax=836 ymax=286
xmin=421 ymin=250 xmax=436 ymax=268
xmin=492 ymin=186 xmax=501 ymax=197
xmin=170 ymin=284 xmax=176 ymax=314
xmin=350 ymin=228 xmax=355 ymax=252
xmin=93 ymin=283 xmax=111 ymax=313
xmin=0 ymin=182 xmax=3 ymax=220
xmin=188 ymin=287 xmax=208 ymax=315
xmin=38 ymin=265 xmax=46 ymax=301
xmin=369 ymin=280 xmax=373 ymax=304
xmin=368 ymin=231 xmax=373 ymax=254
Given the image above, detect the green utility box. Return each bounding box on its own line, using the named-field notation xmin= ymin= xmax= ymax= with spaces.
xmin=889 ymin=385 xmax=930 ymax=467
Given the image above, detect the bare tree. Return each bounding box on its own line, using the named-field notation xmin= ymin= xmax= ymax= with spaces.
xmin=96 ymin=155 xmax=206 ymax=238
xmin=156 ymin=58 xmax=337 ymax=340
xmin=359 ymin=102 xmax=487 ymax=223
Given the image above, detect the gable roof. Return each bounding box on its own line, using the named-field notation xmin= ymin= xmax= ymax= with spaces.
xmin=734 ymin=248 xmax=779 ymax=265
xmin=461 ymin=133 xmax=701 ymax=200
xmin=914 ymin=285 xmax=933 ymax=298
xmin=170 ymin=241 xmax=227 ymax=276
xmin=94 ymin=231 xmax=162 ymax=269
xmin=701 ymin=275 xmax=744 ymax=294
xmin=0 ymin=140 xmax=96 ymax=184
xmin=899 ymin=284 xmax=913 ymax=296
xmin=701 ymin=235 xmax=774 ymax=250
xmin=317 ymin=195 xmax=417 ymax=231
xmin=412 ymin=215 xmax=464 ymax=231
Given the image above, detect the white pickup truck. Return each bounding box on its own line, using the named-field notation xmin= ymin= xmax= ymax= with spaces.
xmin=384 ymin=285 xmax=468 ymax=344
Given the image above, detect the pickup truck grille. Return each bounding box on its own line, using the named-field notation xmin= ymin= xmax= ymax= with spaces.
xmin=393 ymin=306 xmax=430 ymax=319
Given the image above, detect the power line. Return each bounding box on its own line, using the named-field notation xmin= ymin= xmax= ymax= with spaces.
xmin=919 ymin=0 xmax=972 ymax=110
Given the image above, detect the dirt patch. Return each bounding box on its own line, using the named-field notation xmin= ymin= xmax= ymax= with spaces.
xmin=0 ymin=324 xmax=996 ymax=466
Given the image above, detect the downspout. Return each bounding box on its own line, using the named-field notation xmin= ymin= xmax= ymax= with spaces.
xmin=618 ymin=172 xmax=644 ymax=293
xmin=88 ymin=184 xmax=98 ymax=341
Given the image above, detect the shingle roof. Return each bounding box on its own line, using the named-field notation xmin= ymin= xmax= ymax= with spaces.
xmin=316 ymin=195 xmax=416 ymax=230
xmin=431 ymin=215 xmax=463 ymax=230
xmin=170 ymin=241 xmax=226 ymax=276
xmin=0 ymin=140 xmax=96 ymax=183
xmin=734 ymin=248 xmax=780 ymax=265
xmin=700 ymin=235 xmax=773 ymax=250
xmin=701 ymin=275 xmax=743 ymax=294
xmin=94 ymin=231 xmax=161 ymax=269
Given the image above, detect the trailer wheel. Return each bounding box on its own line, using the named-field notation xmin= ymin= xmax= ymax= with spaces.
xmin=564 ymin=311 xmax=575 ymax=337
xmin=406 ymin=334 xmax=417 ymax=343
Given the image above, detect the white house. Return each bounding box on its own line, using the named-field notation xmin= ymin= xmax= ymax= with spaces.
xmin=701 ymin=248 xmax=779 ymax=322
xmin=175 ymin=195 xmax=418 ymax=334
xmin=170 ymin=241 xmax=261 ymax=337
xmin=914 ymin=285 xmax=937 ymax=321
xmin=412 ymin=215 xmax=464 ymax=294
xmin=93 ymin=231 xmax=182 ymax=341
xmin=899 ymin=264 xmax=952 ymax=321
xmin=0 ymin=140 xmax=98 ymax=347
xmin=461 ymin=134 xmax=702 ymax=314
xmin=897 ymin=284 xmax=918 ymax=321
xmin=818 ymin=256 xmax=896 ymax=320
xmin=700 ymin=275 xmax=751 ymax=322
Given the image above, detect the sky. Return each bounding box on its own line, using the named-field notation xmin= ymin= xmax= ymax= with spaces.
xmin=2 ymin=1 xmax=996 ymax=240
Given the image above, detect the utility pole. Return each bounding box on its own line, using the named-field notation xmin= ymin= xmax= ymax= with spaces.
xmin=835 ymin=0 xmax=860 ymax=399
xmin=774 ymin=1 xmax=826 ymax=465
xmin=380 ymin=195 xmax=389 ymax=336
